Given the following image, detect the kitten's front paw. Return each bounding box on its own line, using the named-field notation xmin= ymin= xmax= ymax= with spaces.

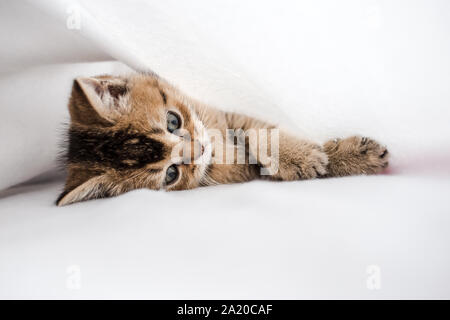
xmin=324 ymin=136 xmax=389 ymax=176
xmin=278 ymin=146 xmax=329 ymax=180
xmin=358 ymin=137 xmax=389 ymax=173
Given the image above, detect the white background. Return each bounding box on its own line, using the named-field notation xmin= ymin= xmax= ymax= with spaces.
xmin=0 ymin=0 xmax=449 ymax=299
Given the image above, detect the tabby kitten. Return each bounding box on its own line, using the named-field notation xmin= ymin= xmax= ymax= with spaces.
xmin=56 ymin=73 xmax=388 ymax=206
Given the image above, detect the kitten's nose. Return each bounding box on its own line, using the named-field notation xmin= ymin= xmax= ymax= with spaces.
xmin=179 ymin=139 xmax=203 ymax=163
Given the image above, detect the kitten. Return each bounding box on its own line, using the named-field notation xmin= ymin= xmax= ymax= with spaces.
xmin=56 ymin=73 xmax=388 ymax=206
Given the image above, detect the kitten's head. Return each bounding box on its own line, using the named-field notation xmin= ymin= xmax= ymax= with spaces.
xmin=56 ymin=73 xmax=211 ymax=206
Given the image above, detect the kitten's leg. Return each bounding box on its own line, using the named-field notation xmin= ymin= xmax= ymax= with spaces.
xmin=206 ymin=132 xmax=328 ymax=183
xmin=324 ymin=136 xmax=389 ymax=177
xmin=261 ymin=131 xmax=329 ymax=181
xmin=223 ymin=112 xmax=329 ymax=181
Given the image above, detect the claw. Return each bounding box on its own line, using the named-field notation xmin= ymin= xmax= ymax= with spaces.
xmin=361 ymin=137 xmax=368 ymax=145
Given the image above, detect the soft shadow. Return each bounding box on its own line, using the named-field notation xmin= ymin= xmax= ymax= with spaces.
xmin=0 ymin=170 xmax=65 ymax=201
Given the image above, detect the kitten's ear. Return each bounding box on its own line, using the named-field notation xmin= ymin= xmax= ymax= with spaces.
xmin=69 ymin=76 xmax=130 ymax=125
xmin=56 ymin=172 xmax=113 ymax=206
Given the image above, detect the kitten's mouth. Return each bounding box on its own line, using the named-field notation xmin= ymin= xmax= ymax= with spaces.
xmin=196 ymin=140 xmax=212 ymax=166
xmin=193 ymin=120 xmax=211 ymax=164
xmin=190 ymin=108 xmax=211 ymax=167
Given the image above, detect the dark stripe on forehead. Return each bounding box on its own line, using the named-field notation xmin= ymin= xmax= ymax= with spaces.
xmin=107 ymin=84 xmax=128 ymax=99
xmin=149 ymin=128 xmax=164 ymax=134
xmin=68 ymin=127 xmax=165 ymax=170
xmin=159 ymin=88 xmax=167 ymax=105
xmin=148 ymin=168 xmax=162 ymax=174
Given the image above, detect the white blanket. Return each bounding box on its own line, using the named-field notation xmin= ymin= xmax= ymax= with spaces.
xmin=1 ymin=0 xmax=449 ymax=299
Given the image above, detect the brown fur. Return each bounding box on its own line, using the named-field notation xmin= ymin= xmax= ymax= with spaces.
xmin=56 ymin=73 xmax=389 ymax=206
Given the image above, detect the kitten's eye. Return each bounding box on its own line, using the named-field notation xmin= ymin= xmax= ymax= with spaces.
xmin=165 ymin=164 xmax=179 ymax=185
xmin=167 ymin=111 xmax=181 ymax=133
